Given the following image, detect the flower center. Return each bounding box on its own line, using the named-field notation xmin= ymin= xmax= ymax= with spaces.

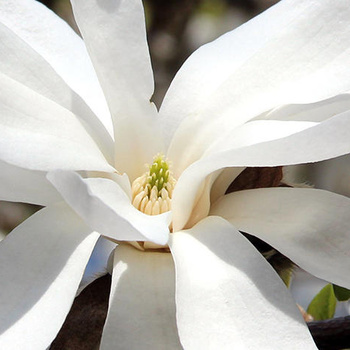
xmin=131 ymin=154 xmax=176 ymax=215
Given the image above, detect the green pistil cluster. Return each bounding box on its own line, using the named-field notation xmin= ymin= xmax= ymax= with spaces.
xmin=131 ymin=154 xmax=175 ymax=215
xmin=147 ymin=154 xmax=170 ymax=193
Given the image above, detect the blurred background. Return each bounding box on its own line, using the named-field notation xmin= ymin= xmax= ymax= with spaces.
xmin=2 ymin=0 xmax=350 ymax=317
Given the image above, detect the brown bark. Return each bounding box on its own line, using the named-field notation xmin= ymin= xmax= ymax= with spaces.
xmin=50 ymin=275 xmax=111 ymax=350
xmin=226 ymin=166 xmax=283 ymax=193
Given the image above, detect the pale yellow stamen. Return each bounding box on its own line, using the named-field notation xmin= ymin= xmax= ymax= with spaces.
xmin=131 ymin=154 xmax=176 ymax=215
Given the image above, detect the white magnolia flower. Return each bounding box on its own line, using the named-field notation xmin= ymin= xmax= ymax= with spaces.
xmin=1 ymin=0 xmax=350 ymax=348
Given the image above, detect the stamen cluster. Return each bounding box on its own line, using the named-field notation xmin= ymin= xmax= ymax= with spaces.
xmin=131 ymin=154 xmax=176 ymax=215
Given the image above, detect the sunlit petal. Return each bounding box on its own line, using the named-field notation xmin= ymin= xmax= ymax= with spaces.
xmin=172 ymin=119 xmax=316 ymax=177
xmin=0 ymin=73 xmax=113 ymax=172
xmin=0 ymin=0 xmax=111 ymax=131
xmin=173 ymin=113 xmax=350 ymax=231
xmin=0 ymin=22 xmax=114 ymax=162
xmin=211 ymin=187 xmax=350 ymax=289
xmin=100 ymin=245 xmax=181 ymax=349
xmin=255 ymin=93 xmax=350 ymax=123
xmin=48 ymin=171 xmax=170 ymax=245
xmin=170 ymin=216 xmax=316 ymax=349
xmin=0 ymin=202 xmax=99 ymax=349
xmin=165 ymin=0 xmax=350 ymax=163
xmin=71 ymin=0 xmax=162 ymax=179
xmin=0 ymin=159 xmax=59 ymax=205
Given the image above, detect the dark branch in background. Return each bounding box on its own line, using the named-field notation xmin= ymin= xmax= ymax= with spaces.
xmin=224 ymin=0 xmax=280 ymax=15
xmin=37 ymin=0 xmax=55 ymax=8
xmin=308 ymin=317 xmax=350 ymax=350
xmin=226 ymin=166 xmax=283 ymax=193
xmin=50 ymin=275 xmax=111 ymax=350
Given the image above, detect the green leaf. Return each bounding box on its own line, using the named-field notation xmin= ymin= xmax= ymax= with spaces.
xmin=307 ymin=284 xmax=337 ymax=321
xmin=333 ymin=284 xmax=350 ymax=301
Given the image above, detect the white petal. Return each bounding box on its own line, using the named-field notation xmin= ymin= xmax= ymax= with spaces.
xmin=0 ymin=73 xmax=113 ymax=172
xmin=111 ymin=100 xmax=163 ymax=181
xmin=172 ymin=113 xmax=350 ymax=231
xmin=210 ymin=167 xmax=244 ymax=204
xmin=0 ymin=22 xmax=114 ymax=162
xmin=173 ymin=119 xmax=316 ymax=177
xmin=211 ymin=187 xmax=350 ymax=289
xmin=47 ymin=171 xmax=170 ymax=245
xmin=71 ymin=0 xmax=162 ymax=179
xmin=0 ymin=159 xmax=59 ymax=205
xmin=100 ymin=245 xmax=181 ymax=350
xmin=206 ymin=120 xmax=316 ymax=155
xmin=169 ymin=216 xmax=316 ymax=349
xmin=0 ymin=0 xmax=111 ymax=131
xmin=255 ymin=93 xmax=350 ymax=122
xmin=164 ymin=0 xmax=350 ymax=162
xmin=70 ymin=0 xmax=153 ymax=113
xmin=189 ymin=124 xmax=313 ymax=223
xmin=79 ymin=236 xmax=116 ymax=294
xmin=0 ymin=202 xmax=99 ymax=350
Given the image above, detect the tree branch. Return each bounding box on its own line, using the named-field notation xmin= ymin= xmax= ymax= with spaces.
xmin=50 ymin=274 xmax=111 ymax=350
xmin=308 ymin=316 xmax=350 ymax=350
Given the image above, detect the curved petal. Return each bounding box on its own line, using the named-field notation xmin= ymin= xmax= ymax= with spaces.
xmin=255 ymin=93 xmax=350 ymax=123
xmin=0 ymin=22 xmax=114 ymax=162
xmin=172 ymin=112 xmax=350 ymax=231
xmin=211 ymin=187 xmax=350 ymax=289
xmin=0 ymin=202 xmax=99 ymax=350
xmin=169 ymin=216 xmax=316 ymax=349
xmin=0 ymin=159 xmax=60 ymax=205
xmin=173 ymin=119 xmax=316 ymax=177
xmin=210 ymin=167 xmax=244 ymax=204
xmin=79 ymin=236 xmax=116 ymax=294
xmin=0 ymin=72 xmax=113 ymax=172
xmin=206 ymin=120 xmax=316 ymax=156
xmin=0 ymin=0 xmax=111 ymax=131
xmin=71 ymin=0 xmax=162 ymax=179
xmin=165 ymin=0 xmax=350 ymax=162
xmin=100 ymin=245 xmax=181 ymax=349
xmin=47 ymin=171 xmax=170 ymax=245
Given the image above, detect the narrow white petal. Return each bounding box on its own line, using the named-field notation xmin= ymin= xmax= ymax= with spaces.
xmin=255 ymin=93 xmax=350 ymax=122
xmin=206 ymin=120 xmax=316 ymax=155
xmin=111 ymin=100 xmax=163 ymax=181
xmin=48 ymin=171 xmax=170 ymax=245
xmin=210 ymin=167 xmax=244 ymax=205
xmin=0 ymin=202 xmax=99 ymax=350
xmin=165 ymin=0 xmax=350 ymax=163
xmin=172 ymin=113 xmax=350 ymax=231
xmin=71 ymin=0 xmax=162 ymax=179
xmin=211 ymin=187 xmax=350 ymax=289
xmin=173 ymin=119 xmax=316 ymax=177
xmin=0 ymin=159 xmax=59 ymax=205
xmin=100 ymin=245 xmax=181 ymax=349
xmin=0 ymin=0 xmax=111 ymax=130
xmin=0 ymin=22 xmax=114 ymax=162
xmin=0 ymin=73 xmax=113 ymax=172
xmin=169 ymin=216 xmax=316 ymax=349
xmin=70 ymin=0 xmax=154 ymax=113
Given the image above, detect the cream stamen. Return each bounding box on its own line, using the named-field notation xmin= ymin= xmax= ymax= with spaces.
xmin=131 ymin=154 xmax=176 ymax=215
